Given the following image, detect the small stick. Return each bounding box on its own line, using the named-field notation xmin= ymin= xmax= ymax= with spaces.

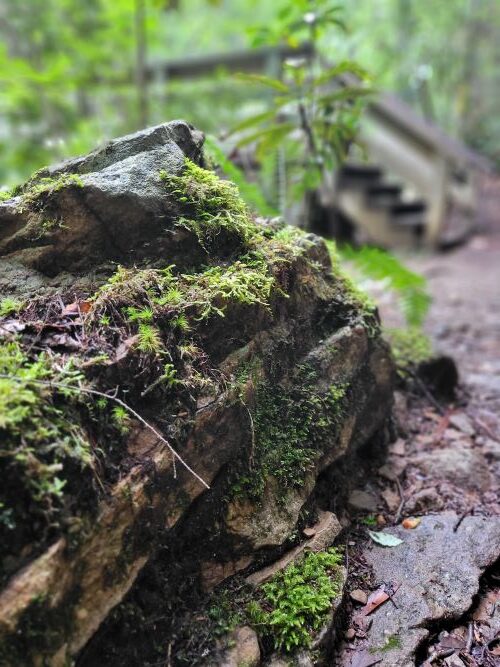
xmin=466 ymin=621 xmax=474 ymax=653
xmin=394 ymin=476 xmax=405 ymax=523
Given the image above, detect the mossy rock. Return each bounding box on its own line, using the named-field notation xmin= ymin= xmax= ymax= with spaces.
xmin=0 ymin=122 xmax=394 ymax=667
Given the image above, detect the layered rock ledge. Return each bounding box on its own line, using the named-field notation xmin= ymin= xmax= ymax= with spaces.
xmin=0 ymin=121 xmax=394 ymax=666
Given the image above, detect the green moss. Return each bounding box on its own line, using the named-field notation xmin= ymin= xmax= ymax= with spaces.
xmin=247 ymin=548 xmax=344 ymax=653
xmin=232 ymin=371 xmax=348 ymax=499
xmin=0 ymin=340 xmax=93 ymax=560
xmin=93 ymin=255 xmax=276 ymax=331
xmin=0 ymin=297 xmax=23 ymax=317
xmin=160 ymin=159 xmax=262 ymax=252
xmin=371 ymin=634 xmax=402 ymax=653
xmin=18 ymin=172 xmax=83 ymax=211
xmin=386 ymin=327 xmax=432 ymax=368
xmin=0 ymin=189 xmax=13 ymax=202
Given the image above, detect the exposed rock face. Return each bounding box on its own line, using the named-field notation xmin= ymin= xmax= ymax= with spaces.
xmin=361 ymin=514 xmax=500 ymax=666
xmin=0 ymin=121 xmax=394 ymax=666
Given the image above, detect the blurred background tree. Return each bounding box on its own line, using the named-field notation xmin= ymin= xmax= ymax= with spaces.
xmin=0 ymin=0 xmax=498 ymax=186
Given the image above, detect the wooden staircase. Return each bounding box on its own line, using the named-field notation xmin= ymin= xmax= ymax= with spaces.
xmin=333 ymin=163 xmax=427 ymax=247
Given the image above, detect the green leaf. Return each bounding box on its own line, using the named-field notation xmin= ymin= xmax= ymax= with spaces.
xmin=313 ymin=61 xmax=371 ymax=87
xmin=229 ymin=109 xmax=278 ymax=135
xmin=368 ymin=530 xmax=403 ymax=547
xmin=236 ymin=122 xmax=295 ymax=150
xmin=234 ymin=72 xmax=290 ymax=93
xmin=316 ymin=86 xmax=374 ymax=106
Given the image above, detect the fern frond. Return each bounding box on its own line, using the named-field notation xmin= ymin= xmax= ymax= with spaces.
xmin=340 ymin=246 xmax=431 ymax=327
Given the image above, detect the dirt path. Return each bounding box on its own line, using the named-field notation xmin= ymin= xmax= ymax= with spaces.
xmin=335 ymin=181 xmax=500 ymax=667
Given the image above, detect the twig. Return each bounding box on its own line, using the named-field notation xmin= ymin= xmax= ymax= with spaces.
xmin=394 ymin=476 xmax=405 ymax=523
xmin=0 ymin=374 xmax=210 ymax=490
xmin=466 ymin=621 xmax=474 ymax=653
xmin=454 ymin=508 xmax=473 ymax=532
xmin=243 ymin=402 xmax=255 ymax=468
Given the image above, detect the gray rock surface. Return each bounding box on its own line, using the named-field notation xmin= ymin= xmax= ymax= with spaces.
xmin=0 ymin=120 xmax=205 ymax=288
xmin=362 ymin=513 xmax=500 ymax=666
xmin=412 ymin=445 xmax=492 ymax=491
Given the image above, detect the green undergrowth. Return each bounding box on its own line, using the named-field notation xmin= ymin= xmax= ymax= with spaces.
xmin=232 ymin=367 xmax=349 ymax=500
xmin=339 ymin=244 xmax=431 ymax=328
xmin=0 ymin=297 xmax=23 ymax=317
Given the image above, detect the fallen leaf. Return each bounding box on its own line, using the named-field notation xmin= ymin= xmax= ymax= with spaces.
xmin=62 ymin=301 xmax=92 ymax=316
xmin=390 ymin=438 xmax=406 ymax=456
xmin=358 ymin=586 xmax=390 ymax=616
xmin=45 ymin=333 xmax=82 ymax=350
xmin=0 ymin=320 xmax=26 ymax=336
xmin=368 ymin=530 xmax=403 ymax=547
xmin=113 ymin=336 xmax=139 ymax=363
xmin=402 ymin=517 xmax=421 ymax=529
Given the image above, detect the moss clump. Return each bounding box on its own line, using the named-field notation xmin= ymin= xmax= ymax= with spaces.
xmin=0 ymin=189 xmax=13 ymax=202
xmin=386 ymin=327 xmax=432 ymax=368
xmin=0 ymin=340 xmax=94 ymax=573
xmin=0 ymin=297 xmax=23 ymax=317
xmin=247 ymin=548 xmax=344 ymax=653
xmin=17 ymin=172 xmax=83 ymax=211
xmin=160 ymin=159 xmax=262 ymax=252
xmin=232 ymin=370 xmax=348 ymax=499
xmin=92 ymin=256 xmax=276 ymax=332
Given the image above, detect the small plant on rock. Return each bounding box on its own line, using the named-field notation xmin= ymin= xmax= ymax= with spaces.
xmin=247 ymin=548 xmax=344 ymax=652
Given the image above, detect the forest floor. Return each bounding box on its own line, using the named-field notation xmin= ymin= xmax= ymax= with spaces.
xmin=335 ymin=177 xmax=500 ymax=667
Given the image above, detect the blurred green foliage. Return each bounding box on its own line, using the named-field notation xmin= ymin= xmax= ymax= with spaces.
xmin=0 ymin=0 xmax=498 ymax=187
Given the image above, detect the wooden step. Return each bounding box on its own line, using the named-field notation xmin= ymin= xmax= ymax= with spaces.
xmin=337 ymin=164 xmax=383 ymax=188
xmin=365 ymin=184 xmax=403 ymax=207
xmin=390 ymin=201 xmax=426 ymax=234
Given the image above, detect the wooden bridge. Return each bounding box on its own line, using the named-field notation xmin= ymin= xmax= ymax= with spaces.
xmin=147 ymin=44 xmax=491 ymax=249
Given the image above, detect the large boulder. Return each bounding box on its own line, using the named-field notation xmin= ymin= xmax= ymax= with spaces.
xmin=0 ymin=121 xmax=394 ymax=666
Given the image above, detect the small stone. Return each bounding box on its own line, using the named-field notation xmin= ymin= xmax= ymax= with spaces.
xmin=348 ymin=490 xmax=378 ymax=512
xmin=449 ymin=412 xmax=475 ymax=436
xmin=390 ymin=438 xmax=406 ymax=456
xmin=413 ymin=446 xmax=491 ymax=491
xmin=378 ymin=458 xmax=406 ymax=480
xmin=376 ymin=514 xmax=386 ymax=527
xmin=350 ymin=589 xmax=368 ymax=605
xmin=483 ymin=438 xmax=500 ymax=460
xmin=219 ymin=626 xmax=260 ymax=667
xmin=345 ymin=628 xmax=356 ymax=640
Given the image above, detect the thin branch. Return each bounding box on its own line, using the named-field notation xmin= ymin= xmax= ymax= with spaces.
xmin=0 ymin=374 xmax=210 ymax=490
